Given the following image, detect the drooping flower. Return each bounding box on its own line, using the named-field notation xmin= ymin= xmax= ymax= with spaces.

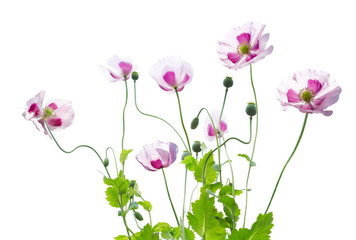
xmin=278 ymin=69 xmax=341 ymax=116
xmin=149 ymin=56 xmax=193 ymax=92
xmin=101 ymin=55 xmax=135 ymax=82
xmin=217 ymin=22 xmax=273 ymax=70
xmin=205 ymin=110 xmax=228 ymax=142
xmin=136 ymin=141 xmax=178 ymax=171
xmin=23 ymin=90 xmax=75 ymax=136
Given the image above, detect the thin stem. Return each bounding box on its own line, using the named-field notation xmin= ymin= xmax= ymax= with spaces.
xmin=120 ymin=194 xmax=132 ymax=240
xmin=133 ymin=80 xmax=188 ymax=152
xmin=202 ymin=117 xmax=253 ymax=185
xmin=221 ymin=136 xmax=236 ymax=229
xmin=174 ymin=89 xmax=191 ymax=154
xmin=45 ymin=121 xmax=111 ymax=179
xmin=265 ymin=113 xmax=309 ymax=214
xmin=243 ymin=64 xmax=258 ymax=228
xmin=106 ymin=147 xmax=118 ymax=177
xmin=162 ymin=168 xmax=180 ymax=226
xmin=121 ymin=80 xmax=129 ymax=151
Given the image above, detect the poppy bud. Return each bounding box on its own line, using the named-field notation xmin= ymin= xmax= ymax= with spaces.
xmin=223 ymin=77 xmax=233 ymax=88
xmin=191 ymin=117 xmax=199 ymax=129
xmin=245 ymin=102 xmax=256 ymax=117
xmin=134 ymin=211 xmax=143 ymax=221
xmin=181 ymin=151 xmax=190 ymax=161
xmin=192 ymin=141 xmax=201 ymax=153
xmin=103 ymin=158 xmax=109 ymax=167
xmin=132 ymin=71 xmax=139 ymax=81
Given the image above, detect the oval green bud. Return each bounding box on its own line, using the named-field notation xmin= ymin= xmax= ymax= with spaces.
xmin=103 ymin=157 xmax=109 ymax=167
xmin=181 ymin=151 xmax=190 ymax=161
xmin=223 ymin=77 xmax=233 ymax=88
xmin=131 ymin=71 xmax=139 ymax=81
xmin=134 ymin=211 xmax=143 ymax=221
xmin=192 ymin=141 xmax=201 ymax=153
xmin=245 ymin=103 xmax=256 ymax=117
xmin=191 ymin=117 xmax=199 ymax=129
xmin=118 ymin=210 xmax=123 ymax=216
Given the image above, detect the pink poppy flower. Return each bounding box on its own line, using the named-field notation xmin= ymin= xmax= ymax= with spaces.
xmin=217 ymin=22 xmax=273 ymax=70
xmin=205 ymin=110 xmax=228 ymax=142
xmin=101 ymin=55 xmax=135 ymax=82
xmin=23 ymin=90 xmax=75 ymax=135
xmin=149 ymin=56 xmax=193 ymax=92
xmin=278 ymin=69 xmax=342 ymax=116
xmin=136 ymin=141 xmax=178 ymax=171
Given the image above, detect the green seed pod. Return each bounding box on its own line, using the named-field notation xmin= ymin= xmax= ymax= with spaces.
xmin=118 ymin=210 xmax=123 ymax=216
xmin=192 ymin=141 xmax=202 ymax=153
xmin=223 ymin=77 xmax=233 ymax=88
xmin=191 ymin=117 xmax=199 ymax=129
xmin=245 ymin=102 xmax=257 ymax=117
xmin=131 ymin=71 xmax=139 ymax=81
xmin=103 ymin=157 xmax=109 ymax=167
xmin=181 ymin=151 xmax=190 ymax=161
xmin=134 ymin=211 xmax=143 ymax=221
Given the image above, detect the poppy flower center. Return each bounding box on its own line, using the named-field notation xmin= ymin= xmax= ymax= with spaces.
xmin=299 ymin=88 xmax=314 ymax=103
xmin=240 ymin=44 xmax=250 ymax=55
xmin=42 ymin=107 xmax=54 ymax=119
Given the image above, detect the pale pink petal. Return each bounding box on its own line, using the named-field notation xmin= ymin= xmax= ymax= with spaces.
xmin=287 ymin=89 xmax=300 ymax=103
xmin=227 ymin=52 xmax=242 ymax=64
xmin=23 ymin=90 xmax=45 ymax=120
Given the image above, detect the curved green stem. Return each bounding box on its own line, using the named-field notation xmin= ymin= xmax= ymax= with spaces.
xmin=202 ymin=117 xmax=253 ymax=185
xmin=265 ymin=113 xmax=309 ymax=214
xmin=133 ymin=80 xmax=188 ymax=152
xmin=162 ymin=168 xmax=180 ymax=226
xmin=45 ymin=121 xmax=111 ymax=179
xmin=106 ymin=147 xmax=118 ymax=177
xmin=243 ymin=64 xmax=258 ymax=228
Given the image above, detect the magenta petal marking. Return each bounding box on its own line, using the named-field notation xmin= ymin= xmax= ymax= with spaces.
xmin=220 ymin=121 xmax=227 ymax=132
xmin=246 ymin=54 xmax=257 ymax=62
xmin=301 ymin=104 xmax=313 ymax=110
xmin=251 ymin=40 xmax=259 ymax=51
xmin=237 ymin=33 xmax=251 ymax=44
xmin=308 ymin=79 xmax=322 ymax=94
xmin=48 ymin=103 xmax=58 ymax=110
xmin=287 ymin=89 xmax=300 ymax=103
xmin=119 ymin=61 xmax=133 ymax=76
xmin=47 ymin=118 xmax=62 ymax=127
xmin=110 ymin=71 xmax=120 ymax=79
xmin=227 ymin=52 xmax=241 ymax=64
xmin=28 ymin=103 xmax=40 ymax=117
xmin=208 ymin=124 xmax=216 ymax=137
xmin=163 ymin=71 xmax=177 ymax=87
xmin=151 ymin=159 xmax=163 ymax=169
xmin=181 ymin=74 xmax=190 ymax=85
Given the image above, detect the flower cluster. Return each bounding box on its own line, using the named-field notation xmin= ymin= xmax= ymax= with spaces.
xmin=24 ymin=22 xmax=341 ymax=240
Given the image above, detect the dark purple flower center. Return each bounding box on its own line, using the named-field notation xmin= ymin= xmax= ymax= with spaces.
xmin=151 ymin=159 xmax=163 ymax=169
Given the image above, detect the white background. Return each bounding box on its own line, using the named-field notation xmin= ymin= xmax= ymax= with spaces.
xmin=1 ymin=0 xmax=355 ymax=239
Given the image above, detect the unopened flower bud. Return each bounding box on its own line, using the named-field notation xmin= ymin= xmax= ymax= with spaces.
xmin=245 ymin=103 xmax=256 ymax=117
xmin=129 ymin=180 xmax=136 ymax=188
xmin=181 ymin=151 xmax=190 ymax=161
xmin=192 ymin=141 xmax=201 ymax=153
xmin=134 ymin=211 xmax=143 ymax=221
xmin=131 ymin=71 xmax=139 ymax=81
xmin=223 ymin=77 xmax=233 ymax=88
xmin=118 ymin=210 xmax=123 ymax=216
xmin=191 ymin=117 xmax=199 ymax=129
xmin=103 ymin=158 xmax=109 ymax=167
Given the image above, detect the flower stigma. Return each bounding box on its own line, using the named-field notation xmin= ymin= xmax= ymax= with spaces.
xmin=240 ymin=44 xmax=250 ymax=55
xmin=299 ymin=88 xmax=314 ymax=103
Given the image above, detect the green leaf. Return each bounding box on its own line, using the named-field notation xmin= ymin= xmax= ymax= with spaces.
xmin=120 ymin=149 xmax=133 ymax=165
xmin=219 ymin=185 xmax=243 ymax=197
xmin=114 ymin=235 xmax=130 ymax=240
xmin=127 ymin=201 xmax=139 ymax=211
xmin=139 ymin=224 xmax=159 ymax=240
xmin=184 ymin=228 xmax=195 ymax=240
xmin=194 ymin=151 xmax=218 ymax=185
xmin=187 ymin=191 xmax=226 ymax=240
xmin=138 ymin=200 xmax=152 ymax=211
xmin=105 ymin=187 xmax=121 ymax=208
xmin=153 ymin=222 xmax=171 ymax=232
xmin=228 ymin=212 xmax=274 ymax=240
xmin=219 ymin=195 xmax=240 ymax=222
xmin=181 ymin=155 xmax=198 ymax=171
xmin=238 ymin=154 xmax=251 ymax=162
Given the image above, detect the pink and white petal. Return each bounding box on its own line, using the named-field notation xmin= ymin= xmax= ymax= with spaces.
xmin=317 ymin=85 xmax=342 ymax=110
xmin=227 ymin=52 xmax=242 ymax=64
xmin=308 ymin=79 xmax=322 ymax=94
xmin=23 ymin=90 xmax=45 ymax=120
xmin=287 ymin=89 xmax=300 ymax=103
xmin=257 ymin=33 xmax=270 ymax=50
xmin=100 ymin=65 xmax=124 ymax=82
xmin=236 ymin=33 xmax=251 ymax=44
